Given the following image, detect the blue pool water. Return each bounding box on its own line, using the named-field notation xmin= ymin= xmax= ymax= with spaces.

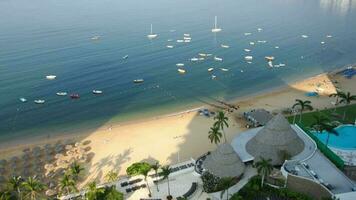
xmin=314 ymin=125 xmax=356 ymax=150
xmin=1 ymin=0 xmax=356 ymax=143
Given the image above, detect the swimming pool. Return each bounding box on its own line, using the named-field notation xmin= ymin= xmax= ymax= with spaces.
xmin=314 ymin=125 xmax=356 ymax=150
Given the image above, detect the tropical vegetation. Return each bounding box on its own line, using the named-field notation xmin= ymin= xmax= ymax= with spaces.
xmin=292 ymin=99 xmax=313 ymax=123
xmin=254 ymin=157 xmax=273 ymax=188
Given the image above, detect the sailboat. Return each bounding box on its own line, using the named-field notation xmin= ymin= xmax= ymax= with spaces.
xmin=211 ymin=16 xmax=222 ymax=33
xmin=147 ymin=24 xmax=158 ymax=39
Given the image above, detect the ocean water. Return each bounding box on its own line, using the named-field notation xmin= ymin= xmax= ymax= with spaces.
xmin=1 ymin=0 xmax=356 ymax=142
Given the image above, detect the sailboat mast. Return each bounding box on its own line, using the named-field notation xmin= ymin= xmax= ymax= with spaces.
xmin=150 ymin=24 xmax=153 ymax=34
xmin=215 ymin=16 xmax=217 ymax=28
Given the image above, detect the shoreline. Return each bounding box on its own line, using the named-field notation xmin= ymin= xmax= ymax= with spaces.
xmin=0 ymin=65 xmax=352 ymax=156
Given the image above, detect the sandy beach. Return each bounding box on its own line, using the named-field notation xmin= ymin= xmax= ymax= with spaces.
xmin=0 ymin=69 xmax=355 ymax=188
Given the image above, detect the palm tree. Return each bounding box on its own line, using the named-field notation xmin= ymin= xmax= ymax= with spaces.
xmin=313 ymin=120 xmax=340 ymax=146
xmin=337 ymin=91 xmax=356 ymax=120
xmin=105 ymin=170 xmax=118 ymax=183
xmin=141 ymin=166 xmax=152 ymax=197
xmin=214 ymin=111 xmax=229 ymax=143
xmin=254 ymin=157 xmax=273 ymax=188
xmin=21 ymin=176 xmax=45 ymax=200
xmin=150 ymin=162 xmax=160 ymax=192
xmin=59 ymin=174 xmax=77 ymax=196
xmin=86 ymin=181 xmax=105 ymax=200
xmin=329 ymin=90 xmax=343 ymax=111
xmin=208 ymin=126 xmax=222 ymax=145
xmin=161 ymin=165 xmax=172 ymax=199
xmin=7 ymin=175 xmax=23 ymax=200
xmin=292 ymin=99 xmax=313 ymax=123
xmin=68 ymin=162 xmax=84 ymax=181
xmin=218 ymin=177 xmax=235 ymax=200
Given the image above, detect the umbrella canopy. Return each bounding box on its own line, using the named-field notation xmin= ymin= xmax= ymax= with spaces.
xmin=246 ymin=113 xmax=305 ymax=165
xmin=203 ymin=143 xmax=245 ymax=178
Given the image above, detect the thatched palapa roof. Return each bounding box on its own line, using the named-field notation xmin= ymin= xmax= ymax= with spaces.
xmin=203 ymin=143 xmax=245 ymax=178
xmin=246 ymin=113 xmax=304 ymax=165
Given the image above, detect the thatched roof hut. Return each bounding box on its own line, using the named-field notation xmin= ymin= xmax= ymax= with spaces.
xmin=246 ymin=113 xmax=304 ymax=165
xmin=204 ymin=143 xmax=245 ymax=178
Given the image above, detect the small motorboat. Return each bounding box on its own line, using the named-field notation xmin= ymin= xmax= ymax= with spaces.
xmin=70 ymin=94 xmax=80 ymax=99
xmin=19 ymin=98 xmax=27 ymax=103
xmin=247 ymin=61 xmax=252 ymax=64
xmin=240 ymin=70 xmax=244 ymax=73
xmin=244 ymin=56 xmax=253 ymax=61
xmin=176 ymin=39 xmax=184 ymax=43
xmin=167 ymin=39 xmax=173 ymax=42
xmin=214 ymin=56 xmax=223 ymax=61
xmin=56 ymin=92 xmax=67 ymax=96
xmin=176 ymin=63 xmax=185 ymax=67
xmin=221 ymin=44 xmax=230 ymax=48
xmin=91 ymin=35 xmax=100 ymax=40
xmin=301 ymin=35 xmax=309 ymax=38
xmin=268 ymin=61 xmax=273 ymax=68
xmin=93 ymin=90 xmax=103 ymax=94
xmin=257 ymin=40 xmax=267 ymax=43
xmin=34 ymin=99 xmax=45 ymax=104
xmin=46 ymin=75 xmax=56 ymax=80
xmin=275 ymin=46 xmax=279 ymax=49
xmin=206 ymin=54 xmax=213 ymax=57
xmin=198 ymin=57 xmax=205 ymax=61
xmin=166 ymin=45 xmax=174 ymax=49
xmin=257 ymin=28 xmax=263 ymax=32
xmin=133 ymin=79 xmax=144 ymax=83
xmin=321 ymin=41 xmax=325 ymax=44
xmin=244 ymin=32 xmax=252 ymax=36
xmin=191 ymin=57 xmax=199 ymax=62
xmin=220 ymin=68 xmax=229 ymax=72
xmin=184 ymin=40 xmax=191 ymax=43
xmin=199 ymin=53 xmax=207 ymax=57
xmin=274 ymin=64 xmax=280 ymax=68
xmin=123 ymin=55 xmax=129 ymax=59
xmin=279 ymin=63 xmax=286 ymax=67
xmin=326 ymin=35 xmax=333 ymax=38
xmin=183 ymin=37 xmax=191 ymax=40
xmin=208 ymin=68 xmax=214 ymax=72
xmin=211 ymin=75 xmax=217 ymax=79
xmin=178 ymin=69 xmax=186 ymax=74
xmin=265 ymin=56 xmax=275 ymax=61
xmin=244 ymin=49 xmax=251 ymax=52
xmin=184 ymin=33 xmax=190 ymax=37
xmin=249 ymin=42 xmax=255 ymax=45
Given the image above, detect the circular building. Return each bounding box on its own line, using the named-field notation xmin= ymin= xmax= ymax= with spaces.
xmin=203 ymin=143 xmax=245 ymax=178
xmin=246 ymin=113 xmax=305 ymax=166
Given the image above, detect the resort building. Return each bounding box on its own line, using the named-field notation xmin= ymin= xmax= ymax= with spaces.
xmin=231 ymin=113 xmax=356 ymax=200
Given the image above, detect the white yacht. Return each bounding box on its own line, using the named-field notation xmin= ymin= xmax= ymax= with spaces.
xmin=19 ymin=98 xmax=27 ymax=103
xmin=221 ymin=44 xmax=230 ymax=48
xmin=208 ymin=68 xmax=214 ymax=72
xmin=176 ymin=63 xmax=185 ymax=67
xmin=244 ymin=56 xmax=253 ymax=61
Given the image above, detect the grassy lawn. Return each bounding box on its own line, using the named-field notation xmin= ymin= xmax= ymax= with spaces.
xmin=230 ymin=176 xmax=315 ymax=200
xmin=287 ymin=103 xmax=356 ymax=127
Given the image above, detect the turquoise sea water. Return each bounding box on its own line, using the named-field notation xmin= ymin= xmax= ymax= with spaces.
xmin=314 ymin=125 xmax=356 ymax=150
xmin=1 ymin=0 xmax=356 ymax=142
